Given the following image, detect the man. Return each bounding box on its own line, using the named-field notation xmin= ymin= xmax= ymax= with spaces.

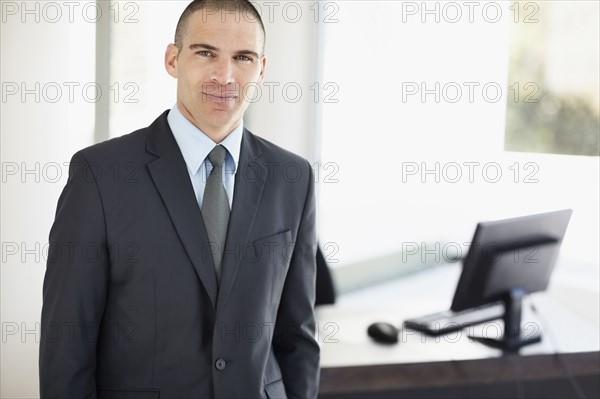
xmin=39 ymin=1 xmax=320 ymax=398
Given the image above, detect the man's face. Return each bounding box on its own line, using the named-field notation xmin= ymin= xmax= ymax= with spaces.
xmin=165 ymin=9 xmax=266 ymax=138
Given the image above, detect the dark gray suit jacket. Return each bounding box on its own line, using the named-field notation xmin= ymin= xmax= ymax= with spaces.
xmin=39 ymin=111 xmax=320 ymax=399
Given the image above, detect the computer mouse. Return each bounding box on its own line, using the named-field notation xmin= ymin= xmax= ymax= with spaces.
xmin=367 ymin=322 xmax=399 ymax=344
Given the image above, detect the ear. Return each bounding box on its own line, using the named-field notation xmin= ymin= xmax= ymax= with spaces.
xmin=165 ymin=43 xmax=179 ymax=78
xmin=257 ymin=54 xmax=267 ymax=84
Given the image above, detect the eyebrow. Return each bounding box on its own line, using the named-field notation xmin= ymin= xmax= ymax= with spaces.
xmin=189 ymin=43 xmax=217 ymax=51
xmin=189 ymin=43 xmax=260 ymax=59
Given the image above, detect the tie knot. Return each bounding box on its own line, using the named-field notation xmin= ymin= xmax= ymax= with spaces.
xmin=207 ymin=145 xmax=227 ymax=167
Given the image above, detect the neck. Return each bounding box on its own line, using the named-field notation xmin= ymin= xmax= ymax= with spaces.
xmin=177 ymin=101 xmax=240 ymax=143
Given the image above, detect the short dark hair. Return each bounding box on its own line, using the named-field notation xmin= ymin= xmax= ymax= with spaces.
xmin=174 ymin=0 xmax=266 ymax=53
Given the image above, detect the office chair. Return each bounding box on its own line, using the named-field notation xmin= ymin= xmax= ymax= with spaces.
xmin=315 ymin=244 xmax=336 ymax=306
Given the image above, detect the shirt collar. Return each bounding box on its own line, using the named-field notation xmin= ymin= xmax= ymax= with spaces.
xmin=167 ymin=104 xmax=243 ymax=176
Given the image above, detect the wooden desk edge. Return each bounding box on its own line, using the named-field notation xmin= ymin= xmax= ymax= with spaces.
xmin=318 ymin=351 xmax=600 ymax=394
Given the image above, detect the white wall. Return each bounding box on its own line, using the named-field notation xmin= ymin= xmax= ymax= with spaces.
xmin=244 ymin=1 xmax=320 ymax=161
xmin=1 ymin=3 xmax=96 ymax=397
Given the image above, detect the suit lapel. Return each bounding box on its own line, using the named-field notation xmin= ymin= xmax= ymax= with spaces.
xmin=146 ymin=112 xmax=219 ymax=308
xmin=217 ymin=129 xmax=267 ymax=313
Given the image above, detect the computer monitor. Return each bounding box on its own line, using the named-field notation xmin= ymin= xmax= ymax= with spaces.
xmin=451 ymin=209 xmax=573 ymax=350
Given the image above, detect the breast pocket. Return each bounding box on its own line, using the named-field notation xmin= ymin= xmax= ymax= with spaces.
xmin=251 ymin=229 xmax=292 ymax=304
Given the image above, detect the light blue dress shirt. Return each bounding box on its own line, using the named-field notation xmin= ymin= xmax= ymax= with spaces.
xmin=167 ymin=104 xmax=242 ymax=209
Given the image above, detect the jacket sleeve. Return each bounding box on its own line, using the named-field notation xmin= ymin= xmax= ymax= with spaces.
xmin=39 ymin=151 xmax=109 ymax=399
xmin=273 ymin=160 xmax=321 ymax=399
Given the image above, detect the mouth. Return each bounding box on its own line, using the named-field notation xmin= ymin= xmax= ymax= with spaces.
xmin=203 ymin=92 xmax=238 ymax=103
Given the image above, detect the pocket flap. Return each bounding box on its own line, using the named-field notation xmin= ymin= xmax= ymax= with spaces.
xmin=252 ymin=230 xmax=292 ymax=260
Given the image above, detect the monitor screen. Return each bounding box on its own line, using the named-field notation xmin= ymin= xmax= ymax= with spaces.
xmin=450 ymin=209 xmax=573 ymax=312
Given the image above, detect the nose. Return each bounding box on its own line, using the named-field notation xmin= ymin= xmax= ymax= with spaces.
xmin=211 ymin=57 xmax=234 ymax=85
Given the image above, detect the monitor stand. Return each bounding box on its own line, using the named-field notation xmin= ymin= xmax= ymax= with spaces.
xmin=468 ymin=288 xmax=541 ymax=352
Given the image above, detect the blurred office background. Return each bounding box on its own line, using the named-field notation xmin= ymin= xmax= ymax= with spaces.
xmin=1 ymin=1 xmax=598 ymax=397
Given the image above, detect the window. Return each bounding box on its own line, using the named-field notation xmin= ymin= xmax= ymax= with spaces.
xmin=505 ymin=1 xmax=599 ymax=156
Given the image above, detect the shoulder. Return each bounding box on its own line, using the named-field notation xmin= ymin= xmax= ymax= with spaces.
xmin=243 ymin=129 xmax=314 ymax=196
xmin=244 ymin=129 xmax=311 ymax=168
xmin=77 ymin=129 xmax=146 ymax=161
xmin=74 ymin=111 xmax=170 ymax=164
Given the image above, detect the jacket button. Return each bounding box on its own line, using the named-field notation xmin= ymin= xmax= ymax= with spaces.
xmin=215 ymin=359 xmax=226 ymax=371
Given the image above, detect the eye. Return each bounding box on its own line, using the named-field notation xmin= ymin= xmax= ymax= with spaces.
xmin=235 ymin=55 xmax=253 ymax=62
xmin=195 ymin=50 xmax=214 ymax=57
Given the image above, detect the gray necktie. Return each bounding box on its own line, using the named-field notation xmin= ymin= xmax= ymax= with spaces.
xmin=201 ymin=145 xmax=230 ymax=284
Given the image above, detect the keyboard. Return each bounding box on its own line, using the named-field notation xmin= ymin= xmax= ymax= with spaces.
xmin=403 ymin=302 xmax=505 ymax=335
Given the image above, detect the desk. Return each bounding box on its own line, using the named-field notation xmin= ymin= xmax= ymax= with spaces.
xmin=316 ymin=261 xmax=600 ymax=398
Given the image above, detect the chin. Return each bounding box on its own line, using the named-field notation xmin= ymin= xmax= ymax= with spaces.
xmin=205 ymin=114 xmax=237 ymax=128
